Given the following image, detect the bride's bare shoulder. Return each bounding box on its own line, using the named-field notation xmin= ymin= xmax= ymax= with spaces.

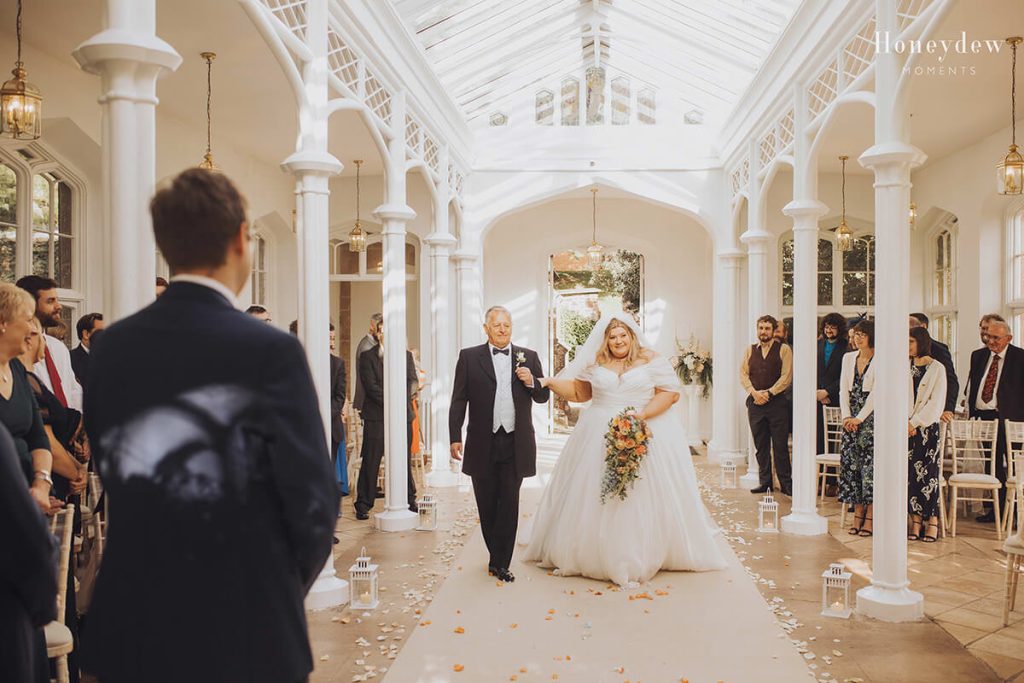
xmin=639 ymin=349 xmax=658 ymax=362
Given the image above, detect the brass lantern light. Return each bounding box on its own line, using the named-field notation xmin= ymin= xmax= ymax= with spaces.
xmin=349 ymin=160 xmax=368 ymax=253
xmin=198 ymin=52 xmax=217 ymax=170
xmin=1 ymin=0 xmax=42 ymax=140
xmin=835 ymin=155 xmax=854 ymax=252
xmin=908 ymin=201 xmax=917 ymax=228
xmin=998 ymin=37 xmax=1024 ymax=195
xmin=586 ymin=188 xmax=604 ymax=268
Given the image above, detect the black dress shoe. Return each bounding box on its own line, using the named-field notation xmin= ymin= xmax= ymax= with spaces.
xmin=333 ymin=536 xmax=339 ymax=545
xmin=780 ymin=487 xmax=793 ymax=497
xmin=750 ymin=485 xmax=770 ymax=494
xmin=355 ymin=510 xmax=369 ymax=521
xmin=488 ymin=566 xmax=515 ymax=582
xmin=976 ymin=511 xmax=996 ymax=523
xmin=409 ymin=502 xmax=419 ymax=513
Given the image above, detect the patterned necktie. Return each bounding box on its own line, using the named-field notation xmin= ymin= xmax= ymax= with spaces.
xmin=44 ymin=346 xmax=69 ymax=408
xmin=981 ymin=353 xmax=1001 ymax=404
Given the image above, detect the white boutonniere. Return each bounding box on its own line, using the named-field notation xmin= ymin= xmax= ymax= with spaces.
xmin=515 ymin=351 xmax=526 ymax=367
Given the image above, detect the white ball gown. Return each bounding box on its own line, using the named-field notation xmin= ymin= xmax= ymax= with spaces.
xmin=523 ymin=355 xmax=726 ymax=586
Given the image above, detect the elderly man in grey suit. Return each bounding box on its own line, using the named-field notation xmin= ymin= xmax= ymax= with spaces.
xmin=352 ymin=313 xmax=382 ymax=414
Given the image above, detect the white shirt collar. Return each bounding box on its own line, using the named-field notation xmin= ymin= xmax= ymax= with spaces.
xmin=993 ymin=347 xmax=1008 ymax=360
xmin=80 ymin=344 xmax=90 ymax=355
xmin=170 ymin=275 xmax=241 ymax=309
xmin=489 ymin=342 xmax=512 ymax=355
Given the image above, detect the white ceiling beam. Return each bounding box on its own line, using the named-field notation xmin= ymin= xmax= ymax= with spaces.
xmin=655 ymin=0 xmax=780 ymax=45
xmin=460 ymin=49 xmax=585 ymax=116
xmin=421 ymin=0 xmax=561 ymax=56
xmin=447 ymin=36 xmax=578 ymax=100
xmin=412 ymin=0 xmax=510 ymax=40
xmin=609 ymin=43 xmax=735 ymax=104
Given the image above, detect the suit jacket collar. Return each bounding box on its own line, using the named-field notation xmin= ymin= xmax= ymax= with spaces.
xmin=169 ymin=275 xmax=240 ymax=308
xmin=160 ymin=281 xmax=239 ymax=311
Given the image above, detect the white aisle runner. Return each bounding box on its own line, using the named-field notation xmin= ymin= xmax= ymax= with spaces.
xmin=383 ymin=487 xmax=809 ymax=682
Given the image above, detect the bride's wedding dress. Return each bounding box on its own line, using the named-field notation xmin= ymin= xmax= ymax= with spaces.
xmin=523 ymin=353 xmax=726 ymax=586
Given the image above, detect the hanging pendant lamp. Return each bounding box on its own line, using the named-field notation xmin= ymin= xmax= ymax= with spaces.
xmin=587 ymin=188 xmax=604 ymax=267
xmin=835 ymin=156 xmax=853 ymax=252
xmin=998 ymin=37 xmax=1024 ymax=195
xmin=1 ymin=0 xmax=42 ymax=140
xmin=198 ymin=52 xmax=217 ymax=170
xmin=349 ymin=160 xmax=368 ymax=252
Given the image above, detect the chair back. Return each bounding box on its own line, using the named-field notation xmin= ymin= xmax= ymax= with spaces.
xmin=52 ymin=505 xmax=75 ymax=623
xmin=822 ymin=406 xmax=843 ymax=453
xmin=949 ymin=419 xmax=999 ymax=477
xmin=1007 ymin=420 xmax=1024 ymax=486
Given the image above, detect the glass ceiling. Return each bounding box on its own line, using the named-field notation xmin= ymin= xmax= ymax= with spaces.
xmin=391 ymin=0 xmax=801 ymax=125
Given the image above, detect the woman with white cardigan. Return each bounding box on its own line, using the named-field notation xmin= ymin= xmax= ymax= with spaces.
xmin=839 ymin=320 xmax=876 ymax=536
xmin=907 ymin=326 xmax=947 ymax=543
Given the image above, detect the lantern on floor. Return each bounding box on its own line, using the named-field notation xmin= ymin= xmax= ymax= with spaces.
xmin=757 ymin=490 xmax=779 ymax=533
xmin=820 ymin=562 xmax=852 ymax=618
xmin=348 ymin=547 xmax=379 ymax=610
xmin=417 ymin=493 xmax=437 ymax=530
xmin=720 ymin=460 xmax=737 ymax=489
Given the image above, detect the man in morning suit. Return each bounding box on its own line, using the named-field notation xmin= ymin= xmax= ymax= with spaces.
xmin=80 ymin=169 xmax=338 ymax=683
xmin=816 ymin=313 xmax=848 ymax=454
xmin=70 ymin=312 xmax=104 ymax=389
xmin=965 ymin=319 xmax=1024 ymax=522
xmin=449 ymin=306 xmax=551 ymax=583
xmin=352 ymin=312 xmax=382 ymax=414
xmin=353 ymin=324 xmax=418 ymax=519
xmin=910 ymin=313 xmax=959 ymax=423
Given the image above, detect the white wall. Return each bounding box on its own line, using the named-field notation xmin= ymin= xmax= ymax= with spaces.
xmin=483 ymin=197 xmax=715 ymax=438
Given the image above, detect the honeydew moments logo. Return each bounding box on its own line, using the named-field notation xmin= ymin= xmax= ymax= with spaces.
xmin=875 ymin=31 xmax=1005 ymax=76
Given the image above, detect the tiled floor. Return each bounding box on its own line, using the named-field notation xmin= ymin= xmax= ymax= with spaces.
xmin=310 ymin=445 xmax=1023 ymax=682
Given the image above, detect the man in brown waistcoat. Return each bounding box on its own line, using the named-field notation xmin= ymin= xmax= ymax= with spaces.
xmin=740 ymin=315 xmax=794 ymax=495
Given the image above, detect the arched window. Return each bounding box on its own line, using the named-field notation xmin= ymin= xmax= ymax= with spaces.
xmin=611 ymin=76 xmax=630 ymax=125
xmin=585 ymin=66 xmax=605 ymax=125
xmin=561 ymin=77 xmax=579 ymax=126
xmin=0 ymin=163 xmax=17 ymax=282
xmin=781 ymin=237 xmax=833 ymax=307
xmin=1008 ymin=206 xmax=1024 ymax=337
xmin=535 ymin=89 xmax=554 ymax=126
xmin=841 ymin=235 xmax=875 ymax=307
xmin=927 ymin=223 xmax=957 ymax=353
xmin=638 ymin=88 xmax=657 ymax=125
xmin=250 ymin=233 xmax=268 ymax=307
xmin=32 ymin=171 xmax=74 ymax=289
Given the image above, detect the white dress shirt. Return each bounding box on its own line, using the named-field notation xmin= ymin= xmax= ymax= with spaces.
xmin=170 ymin=274 xmax=241 ymax=309
xmin=974 ymin=347 xmax=1007 ymax=411
xmin=490 ymin=343 xmax=516 ymax=433
xmin=33 ymin=334 xmax=84 ymax=413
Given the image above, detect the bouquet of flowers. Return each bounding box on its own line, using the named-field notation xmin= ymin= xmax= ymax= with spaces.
xmin=674 ymin=335 xmax=713 ymax=399
xmin=600 ymin=407 xmax=653 ymax=503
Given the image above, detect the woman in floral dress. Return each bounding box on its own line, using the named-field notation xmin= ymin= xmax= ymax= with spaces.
xmin=839 ymin=320 xmax=875 ymax=536
xmin=907 ymin=327 xmax=947 ymax=542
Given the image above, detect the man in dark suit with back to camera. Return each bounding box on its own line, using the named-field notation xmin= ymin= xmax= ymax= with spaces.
xmin=81 ymin=168 xmax=338 ymax=683
xmin=70 ymin=312 xmax=104 ymax=388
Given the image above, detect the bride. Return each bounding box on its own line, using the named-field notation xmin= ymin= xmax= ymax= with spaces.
xmin=522 ymin=313 xmax=726 ymax=586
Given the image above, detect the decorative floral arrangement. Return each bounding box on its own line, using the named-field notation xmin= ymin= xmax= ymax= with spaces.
xmin=674 ymin=335 xmax=713 ymax=399
xmin=600 ymin=408 xmax=652 ymax=503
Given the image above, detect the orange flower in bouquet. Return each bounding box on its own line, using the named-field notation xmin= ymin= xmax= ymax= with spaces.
xmin=601 ymin=407 xmax=653 ymax=502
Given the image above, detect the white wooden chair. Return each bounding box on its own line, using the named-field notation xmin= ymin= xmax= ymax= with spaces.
xmin=948 ymin=419 xmax=1002 ymax=539
xmin=46 ymin=505 xmax=75 ymax=683
xmin=816 ymin=406 xmax=843 ymax=503
xmin=1003 ymin=452 xmax=1024 ymax=626
xmin=1004 ymin=420 xmax=1024 ymax=538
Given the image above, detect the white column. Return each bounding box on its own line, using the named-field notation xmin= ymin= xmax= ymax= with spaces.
xmin=739 ymin=233 xmax=771 ymax=486
xmin=854 ymin=0 xmax=925 ymax=622
xmin=780 ymin=201 xmax=829 ymax=536
xmin=708 ymin=249 xmax=745 ymax=465
xmin=682 ymin=385 xmax=703 ymax=447
xmin=73 ymin=0 xmax=180 ymax=321
xmin=425 ymin=233 xmax=459 ymax=487
xmin=454 ymin=251 xmax=483 ymax=348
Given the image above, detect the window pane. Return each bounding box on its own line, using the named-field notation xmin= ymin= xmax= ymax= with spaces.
xmin=54 ymin=232 xmax=72 ymax=288
xmin=637 ymin=88 xmax=656 ymax=125
xmin=535 ymin=89 xmax=554 ymax=126
xmin=367 ymin=241 xmax=383 ymax=273
xmin=258 ymin=272 xmax=266 ymax=306
xmin=782 ymin=277 xmax=794 ymax=307
xmin=585 ymin=66 xmax=605 ymax=125
xmin=843 ymin=272 xmax=868 ymax=306
xmin=817 ymin=238 xmax=832 ymax=271
xmin=561 ymin=78 xmax=579 ymax=126
xmin=0 ymin=164 xmax=15 ymax=225
xmin=405 ymin=242 xmax=416 ymax=274
xmin=611 ymin=77 xmax=630 ymax=125
xmin=32 ymin=175 xmax=51 ymax=231
xmin=818 ymin=273 xmax=833 ymax=306
xmin=782 ymin=239 xmax=794 ymax=272
xmin=0 ymin=226 xmax=15 ymax=282
xmin=842 ymin=239 xmax=867 ymax=271
xmin=32 ymin=230 xmax=50 ymax=278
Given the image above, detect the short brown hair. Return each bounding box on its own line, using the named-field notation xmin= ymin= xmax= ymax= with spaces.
xmin=853 ymin=319 xmax=875 ymax=348
xmin=150 ymin=168 xmax=248 ymax=272
xmin=757 ymin=314 xmax=778 ymax=329
xmin=909 ymin=326 xmax=932 ymax=358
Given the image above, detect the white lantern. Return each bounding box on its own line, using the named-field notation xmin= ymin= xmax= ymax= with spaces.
xmin=820 ymin=563 xmax=852 ymax=618
xmin=757 ymin=491 xmax=779 ymax=533
xmin=720 ymin=460 xmax=737 ymax=489
xmin=417 ymin=493 xmax=437 ymax=530
xmin=348 ymin=547 xmax=379 ymax=610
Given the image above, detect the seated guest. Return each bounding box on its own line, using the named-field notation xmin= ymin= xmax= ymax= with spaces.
xmin=70 ymin=312 xmax=104 ymax=388
xmin=816 ymin=313 xmax=848 ymax=454
xmin=81 ymin=168 xmax=338 ymax=683
xmin=909 ymin=313 xmax=958 ymax=422
xmin=0 ymin=420 xmax=57 ymax=683
xmin=839 ymin=319 xmax=875 ymax=536
xmin=245 ymin=305 xmax=271 ymax=323
xmin=16 ymin=275 xmax=83 ymax=413
xmin=907 ymin=327 xmax=947 ymax=543
xmin=155 ymin=276 xmax=168 ymax=297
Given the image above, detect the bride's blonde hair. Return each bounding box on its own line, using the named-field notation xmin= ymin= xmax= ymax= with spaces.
xmin=595 ymin=318 xmax=644 ymax=368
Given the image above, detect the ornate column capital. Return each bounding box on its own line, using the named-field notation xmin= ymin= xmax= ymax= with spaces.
xmin=859 ymin=142 xmax=927 ymax=184
xmin=281 ymin=150 xmax=343 ymax=177
xmin=74 ymin=31 xmax=181 ymax=80
xmin=739 ymin=230 xmax=773 ymax=249
xmin=782 ymin=199 xmax=828 ymax=221
xmin=373 ymin=204 xmax=416 ymax=223
xmin=424 ymin=233 xmax=458 ymax=251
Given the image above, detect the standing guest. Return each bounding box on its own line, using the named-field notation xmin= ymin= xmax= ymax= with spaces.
xmin=909 ymin=313 xmax=958 ymax=422
xmin=0 ymin=419 xmax=57 ymax=683
xmin=329 ymin=323 xmax=347 ymax=475
xmin=816 ymin=313 xmax=848 ymax=454
xmin=80 ymin=168 xmax=338 ymax=683
xmin=773 ymin=319 xmax=794 ymax=434
xmin=352 ymin=313 xmax=383 ymax=413
xmin=965 ymin=319 xmax=1024 ymax=522
xmin=16 ymin=276 xmax=83 ymax=413
xmin=740 ymin=315 xmax=793 ymax=495
xmin=978 ymin=313 xmax=1006 ymax=347
xmin=70 ymin=313 xmax=104 ymax=388
xmin=245 ymin=305 xmax=271 ymax=323
xmin=907 ymin=327 xmax=947 ymax=543
xmin=155 ymin=276 xmax=168 ymax=297
xmin=354 ymin=325 xmax=419 ymax=520
xmin=839 ymin=320 xmax=876 ymax=536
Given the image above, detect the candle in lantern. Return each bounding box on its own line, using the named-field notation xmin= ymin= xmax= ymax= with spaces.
xmin=831 ymin=601 xmax=843 ymax=611
xmin=361 ymin=592 xmax=371 ymax=604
